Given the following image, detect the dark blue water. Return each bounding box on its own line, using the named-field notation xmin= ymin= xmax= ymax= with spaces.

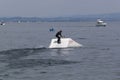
xmin=0 ymin=22 xmax=120 ymax=80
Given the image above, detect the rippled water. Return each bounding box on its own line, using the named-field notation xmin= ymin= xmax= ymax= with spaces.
xmin=0 ymin=22 xmax=120 ymax=80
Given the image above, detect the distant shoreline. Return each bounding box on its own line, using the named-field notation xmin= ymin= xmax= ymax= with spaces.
xmin=0 ymin=13 xmax=120 ymax=22
xmin=0 ymin=17 xmax=120 ymax=22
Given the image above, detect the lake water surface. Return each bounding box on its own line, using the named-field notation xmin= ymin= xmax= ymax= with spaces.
xmin=0 ymin=21 xmax=120 ymax=80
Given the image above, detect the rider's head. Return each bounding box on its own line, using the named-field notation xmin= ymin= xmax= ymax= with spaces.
xmin=59 ymin=30 xmax=62 ymax=32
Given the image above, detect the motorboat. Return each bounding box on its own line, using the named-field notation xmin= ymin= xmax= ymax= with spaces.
xmin=0 ymin=22 xmax=5 ymax=25
xmin=96 ymin=19 xmax=107 ymax=27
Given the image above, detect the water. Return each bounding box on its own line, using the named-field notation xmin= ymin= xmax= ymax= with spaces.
xmin=0 ymin=21 xmax=120 ymax=80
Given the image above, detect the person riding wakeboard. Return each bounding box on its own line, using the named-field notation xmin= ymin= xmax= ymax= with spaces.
xmin=55 ymin=30 xmax=63 ymax=44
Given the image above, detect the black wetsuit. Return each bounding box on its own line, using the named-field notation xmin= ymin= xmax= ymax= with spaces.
xmin=55 ymin=31 xmax=62 ymax=44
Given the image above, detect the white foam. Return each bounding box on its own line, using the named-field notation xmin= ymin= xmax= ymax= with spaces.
xmin=49 ymin=38 xmax=82 ymax=48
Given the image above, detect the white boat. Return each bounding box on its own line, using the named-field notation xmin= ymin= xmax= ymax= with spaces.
xmin=96 ymin=19 xmax=107 ymax=26
xmin=49 ymin=38 xmax=82 ymax=48
xmin=0 ymin=22 xmax=5 ymax=25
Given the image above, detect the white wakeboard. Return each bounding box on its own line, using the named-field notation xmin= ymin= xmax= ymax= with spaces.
xmin=49 ymin=38 xmax=82 ymax=48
